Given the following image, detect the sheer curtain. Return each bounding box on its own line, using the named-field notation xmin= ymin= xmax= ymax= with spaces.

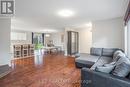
xmin=124 ymin=1 xmax=130 ymax=57
xmin=125 ymin=20 xmax=130 ymax=57
xmin=127 ymin=20 xmax=130 ymax=57
xmin=124 ymin=25 xmax=128 ymax=55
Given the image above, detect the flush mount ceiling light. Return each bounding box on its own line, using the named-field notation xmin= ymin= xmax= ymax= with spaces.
xmin=40 ymin=29 xmax=57 ymax=33
xmin=85 ymin=22 xmax=92 ymax=27
xmin=58 ymin=10 xmax=74 ymax=17
xmin=45 ymin=34 xmax=50 ymax=37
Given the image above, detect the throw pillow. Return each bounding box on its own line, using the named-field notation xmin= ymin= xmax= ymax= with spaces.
xmin=113 ymin=50 xmax=121 ymax=57
xmin=112 ymin=62 xmax=130 ymax=77
xmin=116 ymin=56 xmax=130 ymax=66
xmin=113 ymin=50 xmax=123 ymax=59
xmin=113 ymin=51 xmax=126 ymax=62
xmin=95 ymin=64 xmax=115 ymax=73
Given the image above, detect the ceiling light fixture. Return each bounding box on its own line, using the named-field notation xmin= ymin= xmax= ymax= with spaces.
xmin=45 ymin=34 xmax=50 ymax=37
xmin=40 ymin=29 xmax=57 ymax=33
xmin=85 ymin=22 xmax=92 ymax=27
xmin=58 ymin=10 xmax=74 ymax=17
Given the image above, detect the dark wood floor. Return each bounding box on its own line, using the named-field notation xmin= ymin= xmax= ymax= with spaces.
xmin=0 ymin=53 xmax=81 ymax=87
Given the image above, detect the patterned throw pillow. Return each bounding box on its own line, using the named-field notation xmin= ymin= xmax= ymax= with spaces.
xmin=112 ymin=62 xmax=130 ymax=77
xmin=116 ymin=56 xmax=130 ymax=66
xmin=113 ymin=51 xmax=126 ymax=62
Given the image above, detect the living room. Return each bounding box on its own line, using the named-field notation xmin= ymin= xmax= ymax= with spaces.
xmin=0 ymin=0 xmax=130 ymax=87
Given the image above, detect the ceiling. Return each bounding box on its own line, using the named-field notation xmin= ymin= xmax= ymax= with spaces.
xmin=11 ymin=0 xmax=129 ymax=32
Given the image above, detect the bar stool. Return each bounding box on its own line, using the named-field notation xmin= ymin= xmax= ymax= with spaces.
xmin=22 ymin=44 xmax=28 ymax=57
xmin=28 ymin=44 xmax=35 ymax=56
xmin=14 ymin=45 xmax=22 ymax=58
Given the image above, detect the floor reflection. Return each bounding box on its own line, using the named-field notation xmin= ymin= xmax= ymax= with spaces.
xmin=1 ymin=52 xmax=80 ymax=87
xmin=11 ymin=49 xmax=45 ymax=69
xmin=34 ymin=50 xmax=44 ymax=66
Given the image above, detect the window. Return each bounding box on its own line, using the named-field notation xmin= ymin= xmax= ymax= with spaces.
xmin=11 ymin=32 xmax=27 ymax=40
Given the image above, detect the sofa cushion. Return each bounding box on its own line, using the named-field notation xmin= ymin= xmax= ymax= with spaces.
xmin=75 ymin=53 xmax=80 ymax=58
xmin=90 ymin=56 xmax=112 ymax=70
xmin=95 ymin=63 xmax=115 ymax=73
xmin=112 ymin=62 xmax=130 ymax=77
xmin=75 ymin=53 xmax=99 ymax=64
xmin=103 ymin=62 xmax=116 ymax=67
xmin=90 ymin=47 xmax=102 ymax=56
xmin=102 ymin=48 xmax=119 ymax=57
xmin=0 ymin=65 xmax=11 ymax=78
xmin=128 ymin=73 xmax=130 ymax=80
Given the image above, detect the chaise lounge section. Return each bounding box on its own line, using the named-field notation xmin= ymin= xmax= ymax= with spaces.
xmin=75 ymin=48 xmax=119 ymax=68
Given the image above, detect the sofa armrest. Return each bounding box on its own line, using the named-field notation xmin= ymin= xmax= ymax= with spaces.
xmin=81 ymin=68 xmax=130 ymax=87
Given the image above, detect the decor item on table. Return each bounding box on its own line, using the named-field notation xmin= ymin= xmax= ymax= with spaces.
xmin=35 ymin=43 xmax=43 ymax=50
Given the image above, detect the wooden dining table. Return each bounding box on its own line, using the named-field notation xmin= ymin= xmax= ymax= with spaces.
xmin=42 ymin=46 xmax=61 ymax=54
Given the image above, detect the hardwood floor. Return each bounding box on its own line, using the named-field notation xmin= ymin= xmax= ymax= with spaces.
xmin=0 ymin=53 xmax=81 ymax=87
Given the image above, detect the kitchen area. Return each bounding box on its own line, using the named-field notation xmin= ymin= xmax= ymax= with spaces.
xmin=10 ymin=31 xmax=65 ymax=59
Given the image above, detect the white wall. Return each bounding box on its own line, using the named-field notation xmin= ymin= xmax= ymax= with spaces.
xmin=51 ymin=32 xmax=64 ymax=50
xmin=64 ymin=27 xmax=92 ymax=54
xmin=11 ymin=30 xmax=32 ymax=45
xmin=77 ymin=28 xmax=92 ymax=53
xmin=92 ymin=17 xmax=124 ymax=49
xmin=10 ymin=31 xmax=32 ymax=54
xmin=0 ymin=18 xmax=11 ymax=66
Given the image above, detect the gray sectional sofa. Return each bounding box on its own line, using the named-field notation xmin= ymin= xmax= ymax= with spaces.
xmin=0 ymin=65 xmax=11 ymax=78
xmin=75 ymin=48 xmax=119 ymax=68
xmin=75 ymin=48 xmax=130 ymax=87
xmin=81 ymin=68 xmax=130 ymax=87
